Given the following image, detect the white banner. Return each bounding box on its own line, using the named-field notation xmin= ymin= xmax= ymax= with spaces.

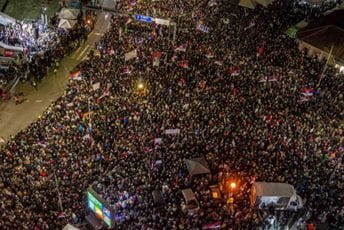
xmin=92 ymin=82 xmax=100 ymax=90
xmin=154 ymin=138 xmax=162 ymax=144
xmin=155 ymin=18 xmax=170 ymax=26
xmin=125 ymin=49 xmax=137 ymax=61
xmin=164 ymin=129 xmax=180 ymax=135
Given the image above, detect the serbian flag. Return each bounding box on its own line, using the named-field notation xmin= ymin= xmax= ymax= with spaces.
xmin=178 ymin=60 xmax=189 ymax=69
xmin=58 ymin=212 xmax=66 ymax=218
xmin=122 ymin=66 xmax=131 ymax=74
xmin=152 ymin=51 xmax=162 ymax=67
xmin=175 ymin=43 xmax=187 ymax=52
xmin=202 ymin=221 xmax=221 ymax=229
xmin=69 ymin=70 xmax=82 ymax=80
xmin=301 ymin=87 xmax=315 ymax=96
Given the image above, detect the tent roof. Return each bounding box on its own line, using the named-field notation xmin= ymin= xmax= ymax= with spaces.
xmin=185 ymin=157 xmax=210 ymax=176
xmin=301 ymin=26 xmax=344 ymax=64
xmin=58 ymin=8 xmax=80 ymax=20
xmin=0 ymin=12 xmax=16 ymax=26
xmin=298 ymin=10 xmax=344 ymax=65
xmin=255 ymin=0 xmax=273 ymax=7
xmin=58 ymin=19 xmax=77 ymax=29
xmin=253 ymin=182 xmax=295 ymax=197
xmin=239 ymin=0 xmax=257 ymax=9
xmin=298 ymin=9 xmax=344 ymax=33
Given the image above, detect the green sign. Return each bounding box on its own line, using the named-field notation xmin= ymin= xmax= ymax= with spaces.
xmin=87 ymin=191 xmax=112 ymax=228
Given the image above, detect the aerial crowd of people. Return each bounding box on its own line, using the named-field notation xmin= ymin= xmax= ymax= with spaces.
xmin=0 ymin=0 xmax=343 ymax=229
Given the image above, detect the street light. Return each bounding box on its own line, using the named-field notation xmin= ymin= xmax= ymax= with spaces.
xmin=225 ymin=179 xmax=239 ymax=192
xmin=137 ymin=82 xmax=144 ymax=90
xmin=230 ymin=182 xmax=237 ymax=189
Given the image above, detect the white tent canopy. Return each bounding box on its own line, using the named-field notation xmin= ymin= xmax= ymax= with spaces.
xmin=255 ymin=0 xmax=273 ymax=7
xmin=253 ymin=182 xmax=296 ymax=197
xmin=185 ymin=157 xmax=211 ymax=176
xmin=0 ymin=12 xmax=16 ymax=26
xmin=239 ymin=0 xmax=257 ymax=9
xmin=63 ymin=224 xmax=80 ymax=230
xmin=58 ymin=8 xmax=80 ymax=20
xmin=58 ymin=19 xmax=78 ymax=29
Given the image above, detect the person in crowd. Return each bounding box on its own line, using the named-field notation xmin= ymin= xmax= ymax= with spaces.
xmin=0 ymin=1 xmax=343 ymax=229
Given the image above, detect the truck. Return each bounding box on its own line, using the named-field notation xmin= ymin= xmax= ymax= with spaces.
xmin=250 ymin=182 xmax=303 ymax=211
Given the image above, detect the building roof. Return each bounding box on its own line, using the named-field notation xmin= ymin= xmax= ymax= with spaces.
xmin=298 ymin=9 xmax=344 ymax=64
xmin=253 ymin=182 xmax=296 ymax=197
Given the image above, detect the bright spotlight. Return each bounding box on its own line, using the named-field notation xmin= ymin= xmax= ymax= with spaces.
xmin=230 ymin=182 xmax=237 ymax=189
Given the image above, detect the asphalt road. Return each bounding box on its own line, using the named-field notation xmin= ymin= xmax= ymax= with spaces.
xmin=0 ymin=10 xmax=111 ymax=143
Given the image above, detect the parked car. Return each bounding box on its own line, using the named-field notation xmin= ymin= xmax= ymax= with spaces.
xmin=182 ymin=188 xmax=200 ymax=214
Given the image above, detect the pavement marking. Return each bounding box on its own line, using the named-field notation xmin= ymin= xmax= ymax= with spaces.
xmin=93 ymin=32 xmax=104 ymax=36
xmin=76 ymin=45 xmax=90 ymax=60
xmin=71 ymin=46 xmax=83 ymax=59
xmin=35 ymin=100 xmax=43 ymax=103
xmin=81 ymin=55 xmax=89 ymax=61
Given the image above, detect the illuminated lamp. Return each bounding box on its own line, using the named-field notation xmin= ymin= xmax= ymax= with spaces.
xmin=230 ymin=182 xmax=237 ymax=189
xmin=137 ymin=83 xmax=144 ymax=89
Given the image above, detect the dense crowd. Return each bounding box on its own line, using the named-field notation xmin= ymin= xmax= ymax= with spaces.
xmin=0 ymin=0 xmax=343 ymax=229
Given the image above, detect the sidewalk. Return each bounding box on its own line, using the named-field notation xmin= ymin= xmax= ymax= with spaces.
xmin=0 ymin=53 xmax=79 ymax=142
xmin=0 ymin=11 xmax=111 ymax=143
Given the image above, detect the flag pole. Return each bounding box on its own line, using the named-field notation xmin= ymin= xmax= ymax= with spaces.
xmin=53 ymin=172 xmax=64 ymax=212
xmin=316 ymin=44 xmax=334 ymax=89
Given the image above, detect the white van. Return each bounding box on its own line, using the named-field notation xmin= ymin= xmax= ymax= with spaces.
xmin=182 ymin=188 xmax=200 ymax=214
xmin=250 ymin=182 xmax=303 ymax=211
